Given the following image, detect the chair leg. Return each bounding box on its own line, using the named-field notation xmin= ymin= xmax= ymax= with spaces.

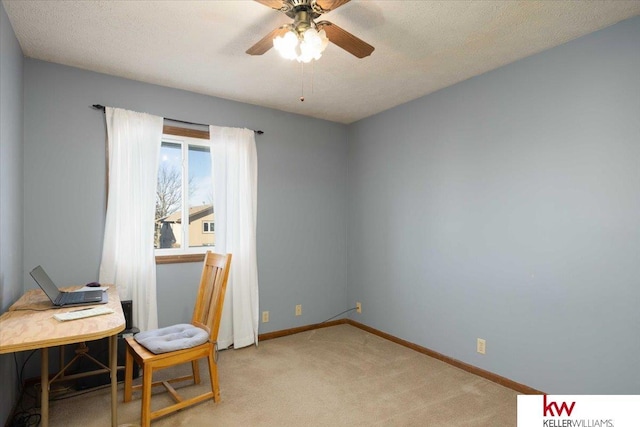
xmin=141 ymin=363 xmax=153 ymax=427
xmin=208 ymin=354 xmax=220 ymax=402
xmin=192 ymin=359 xmax=201 ymax=384
xmin=124 ymin=344 xmax=133 ymax=402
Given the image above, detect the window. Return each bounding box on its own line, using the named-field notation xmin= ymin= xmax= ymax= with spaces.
xmin=203 ymin=221 xmax=215 ymax=233
xmin=155 ymin=133 xmax=214 ymax=257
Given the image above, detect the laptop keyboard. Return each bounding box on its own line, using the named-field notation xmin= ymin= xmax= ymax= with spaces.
xmin=58 ymin=292 xmax=86 ymax=304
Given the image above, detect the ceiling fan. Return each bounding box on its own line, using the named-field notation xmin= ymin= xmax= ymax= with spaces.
xmin=246 ymin=0 xmax=374 ymax=61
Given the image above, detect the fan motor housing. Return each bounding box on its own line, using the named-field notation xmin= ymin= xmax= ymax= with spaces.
xmin=284 ymin=0 xmax=323 ymax=20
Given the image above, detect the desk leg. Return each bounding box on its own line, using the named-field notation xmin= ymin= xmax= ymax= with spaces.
xmin=41 ymin=347 xmax=49 ymax=427
xmin=110 ymin=334 xmax=118 ymax=427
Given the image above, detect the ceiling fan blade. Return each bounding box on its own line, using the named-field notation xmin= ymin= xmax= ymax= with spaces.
xmin=315 ymin=0 xmax=351 ymax=12
xmin=253 ymin=0 xmax=286 ymax=10
xmin=246 ymin=26 xmax=290 ymax=55
xmin=317 ymin=21 xmax=374 ymax=58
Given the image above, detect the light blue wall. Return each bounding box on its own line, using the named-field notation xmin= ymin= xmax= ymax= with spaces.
xmin=347 ymin=17 xmax=640 ymax=394
xmin=0 ymin=2 xmax=24 ymax=424
xmin=21 ymin=60 xmax=348 ymax=366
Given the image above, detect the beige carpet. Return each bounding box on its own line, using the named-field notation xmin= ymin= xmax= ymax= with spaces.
xmin=39 ymin=324 xmax=517 ymax=426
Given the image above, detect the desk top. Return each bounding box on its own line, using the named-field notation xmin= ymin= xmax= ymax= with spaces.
xmin=0 ymin=285 xmax=126 ymax=354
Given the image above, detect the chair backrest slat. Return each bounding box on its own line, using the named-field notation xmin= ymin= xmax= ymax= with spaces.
xmin=191 ymin=252 xmax=232 ymax=341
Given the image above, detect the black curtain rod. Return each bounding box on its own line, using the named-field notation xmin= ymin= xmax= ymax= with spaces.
xmin=91 ymin=104 xmax=264 ymax=135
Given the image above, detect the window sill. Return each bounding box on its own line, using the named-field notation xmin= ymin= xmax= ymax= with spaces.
xmin=156 ymin=254 xmax=205 ymax=264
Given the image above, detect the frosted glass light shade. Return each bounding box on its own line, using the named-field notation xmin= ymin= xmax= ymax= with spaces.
xmin=273 ymin=28 xmax=328 ymax=63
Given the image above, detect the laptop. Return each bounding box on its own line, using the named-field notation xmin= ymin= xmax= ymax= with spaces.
xmin=30 ymin=265 xmax=107 ymax=307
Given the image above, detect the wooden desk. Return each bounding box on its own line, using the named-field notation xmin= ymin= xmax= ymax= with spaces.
xmin=0 ymin=285 xmax=125 ymax=427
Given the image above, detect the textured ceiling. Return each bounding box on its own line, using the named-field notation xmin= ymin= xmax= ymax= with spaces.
xmin=4 ymin=1 xmax=640 ymax=124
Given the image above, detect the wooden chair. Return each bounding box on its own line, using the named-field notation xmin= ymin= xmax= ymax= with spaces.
xmin=123 ymin=252 xmax=232 ymax=427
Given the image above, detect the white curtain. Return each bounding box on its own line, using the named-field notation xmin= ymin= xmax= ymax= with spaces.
xmin=99 ymin=107 xmax=164 ymax=332
xmin=210 ymin=126 xmax=259 ymax=349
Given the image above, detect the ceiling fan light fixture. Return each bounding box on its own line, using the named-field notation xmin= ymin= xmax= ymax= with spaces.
xmin=273 ymin=27 xmax=328 ymax=63
xmin=300 ymin=28 xmax=328 ymax=61
xmin=273 ymin=31 xmax=300 ymax=60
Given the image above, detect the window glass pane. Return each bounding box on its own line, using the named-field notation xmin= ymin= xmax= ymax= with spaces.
xmin=188 ymin=145 xmax=214 ymax=248
xmin=155 ymin=142 xmax=182 ymax=249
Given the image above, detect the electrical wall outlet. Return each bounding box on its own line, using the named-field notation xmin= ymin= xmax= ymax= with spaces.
xmin=262 ymin=311 xmax=269 ymax=323
xmin=477 ymin=338 xmax=486 ymax=355
xmin=295 ymin=304 xmax=302 ymax=316
xmin=356 ymin=302 xmax=362 ymax=314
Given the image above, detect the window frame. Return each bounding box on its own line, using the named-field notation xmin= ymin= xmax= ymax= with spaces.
xmin=155 ymin=126 xmax=213 ymax=264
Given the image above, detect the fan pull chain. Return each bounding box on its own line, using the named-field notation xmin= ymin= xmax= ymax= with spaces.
xmin=299 ymin=61 xmax=316 ymax=102
xmin=300 ymin=62 xmax=305 ymax=102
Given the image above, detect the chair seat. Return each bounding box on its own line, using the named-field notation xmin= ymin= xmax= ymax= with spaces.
xmin=125 ymin=335 xmax=212 ymax=365
xmin=135 ymin=324 xmax=209 ymax=354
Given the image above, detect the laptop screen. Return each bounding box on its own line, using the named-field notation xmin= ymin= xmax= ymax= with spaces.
xmin=29 ymin=265 xmax=61 ymax=303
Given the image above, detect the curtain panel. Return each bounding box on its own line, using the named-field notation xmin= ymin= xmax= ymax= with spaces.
xmin=210 ymin=125 xmax=259 ymax=349
xmin=99 ymin=107 xmax=163 ymax=332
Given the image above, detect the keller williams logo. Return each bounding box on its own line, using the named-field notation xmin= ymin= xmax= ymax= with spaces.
xmin=543 ymin=395 xmax=576 ymax=417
